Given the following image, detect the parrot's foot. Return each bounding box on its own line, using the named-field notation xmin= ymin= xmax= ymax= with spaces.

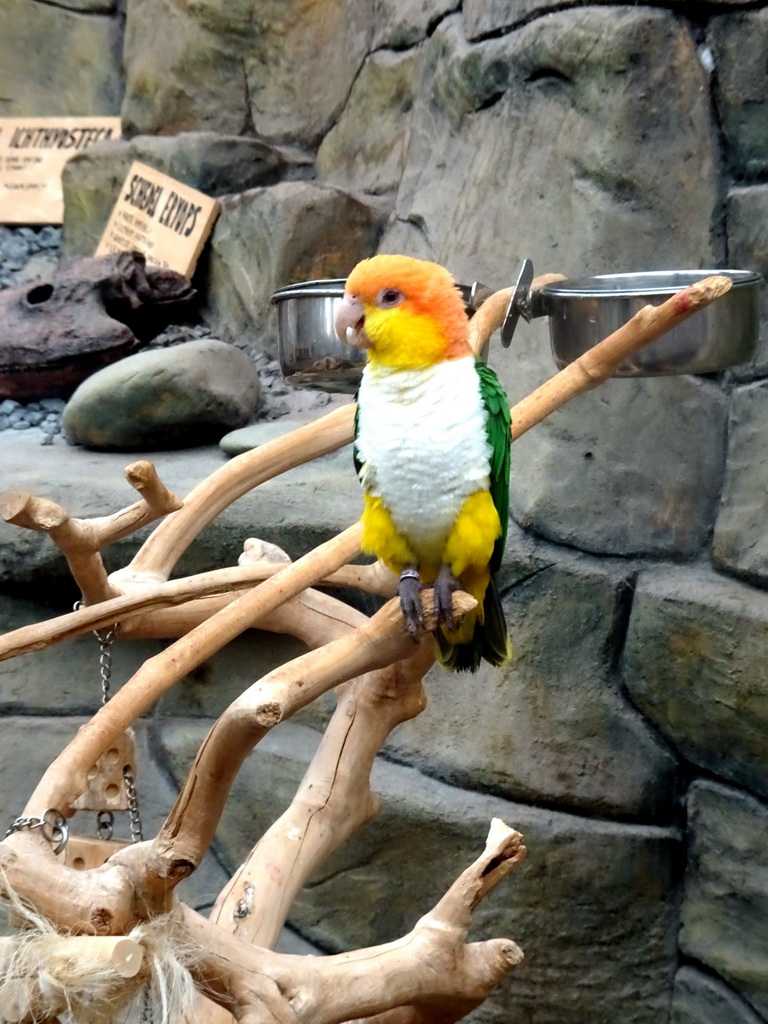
xmin=398 ymin=566 xmax=423 ymax=640
xmin=434 ymin=563 xmax=460 ymax=630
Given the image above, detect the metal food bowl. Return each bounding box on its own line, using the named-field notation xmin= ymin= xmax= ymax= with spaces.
xmin=271 ymin=278 xmax=492 ymax=393
xmin=538 ymin=269 xmax=762 ymax=376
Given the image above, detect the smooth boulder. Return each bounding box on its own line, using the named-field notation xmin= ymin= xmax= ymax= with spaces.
xmin=62 ymin=339 xmax=261 ymax=451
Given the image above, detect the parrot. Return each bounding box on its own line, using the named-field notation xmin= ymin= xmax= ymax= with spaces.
xmin=334 ymin=253 xmax=511 ymax=672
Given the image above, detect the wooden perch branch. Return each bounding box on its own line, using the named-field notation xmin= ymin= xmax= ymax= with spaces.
xmin=148 ymin=592 xmax=471 ymax=887
xmin=211 ymin=641 xmax=435 ymax=948
xmin=21 ymin=523 xmax=364 ymax=817
xmin=0 ymin=554 xmax=394 ymax=662
xmin=0 ymin=460 xmax=181 ymax=606
xmin=129 ymin=403 xmax=357 ymax=580
xmin=180 ymin=818 xmax=524 ymax=1024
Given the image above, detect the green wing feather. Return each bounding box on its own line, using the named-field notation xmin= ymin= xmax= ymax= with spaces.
xmin=475 ymin=361 xmax=511 ymax=572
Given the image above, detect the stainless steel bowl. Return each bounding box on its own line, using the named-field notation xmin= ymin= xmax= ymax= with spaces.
xmin=538 ymin=269 xmax=762 ymax=376
xmin=272 ymin=279 xmax=492 ymax=393
xmin=272 ymin=279 xmax=360 ymax=393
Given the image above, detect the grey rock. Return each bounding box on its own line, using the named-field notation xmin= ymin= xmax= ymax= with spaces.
xmin=316 ymin=48 xmax=423 ymax=196
xmin=371 ymin=0 xmax=456 ymax=49
xmin=158 ymin=720 xmax=683 ymax=1024
xmin=506 ymin=369 xmax=727 ymax=557
xmin=0 ymin=0 xmax=122 ymax=117
xmin=713 ymin=380 xmax=768 ymax=583
xmin=709 ymin=10 xmax=768 ymax=180
xmin=61 ymin=132 xmax=303 ymax=258
xmin=62 ymin=339 xmax=262 ymax=451
xmin=121 ymin=0 xmax=373 ymax=146
xmin=40 ymin=398 xmax=66 ymax=412
xmin=44 ymin=0 xmax=116 ymax=10
xmin=623 ymin=565 xmax=768 ymax=800
xmin=464 ymin=0 xmax=749 ymax=42
xmin=386 ymin=522 xmax=679 ymax=822
xmin=0 ymin=427 xmax=361 ymax=586
xmin=381 ymin=10 xmax=717 ymax=287
xmin=726 ymin=185 xmax=768 ymax=380
xmin=671 ymin=966 xmax=764 ymax=1024
xmin=203 ymin=182 xmax=389 ymax=356
xmin=680 ymin=781 xmax=768 ymax=1018
xmin=219 ymin=418 xmax=315 ymax=457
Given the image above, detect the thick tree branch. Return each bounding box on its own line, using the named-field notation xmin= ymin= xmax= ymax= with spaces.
xmin=21 ymin=523 xmax=363 ymax=817
xmin=212 ymin=643 xmax=436 ymax=948
xmin=147 ymin=593 xmax=471 ymax=888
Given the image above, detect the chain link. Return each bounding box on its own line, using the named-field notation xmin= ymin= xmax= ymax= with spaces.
xmin=5 ymin=808 xmax=68 ymax=855
xmin=95 ymin=622 xmax=119 ymax=705
xmin=96 ymin=809 xmax=114 ymax=841
xmin=123 ymin=766 xmax=144 ymax=843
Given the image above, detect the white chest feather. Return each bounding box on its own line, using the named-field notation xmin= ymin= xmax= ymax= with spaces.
xmin=356 ymin=357 xmax=491 ymax=557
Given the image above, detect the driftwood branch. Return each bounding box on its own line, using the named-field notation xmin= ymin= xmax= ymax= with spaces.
xmin=0 ymin=460 xmax=182 ymax=605
xmin=179 ymin=819 xmax=525 ymax=1024
xmin=129 ymin=404 xmax=358 ymax=580
xmin=0 ymin=555 xmax=394 ymax=661
xmin=21 ymin=523 xmax=364 ymax=817
xmin=210 ymin=642 xmax=436 ymax=947
xmin=143 ymin=593 xmax=469 ymax=898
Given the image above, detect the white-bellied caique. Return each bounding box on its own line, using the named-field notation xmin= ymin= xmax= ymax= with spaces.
xmin=334 ymin=253 xmax=511 ymax=672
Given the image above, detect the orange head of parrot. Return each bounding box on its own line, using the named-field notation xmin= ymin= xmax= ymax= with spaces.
xmin=334 ymin=254 xmax=471 ymax=369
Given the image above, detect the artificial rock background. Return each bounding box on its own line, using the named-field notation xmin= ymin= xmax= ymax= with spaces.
xmin=2 ymin=1 xmax=768 ymax=1022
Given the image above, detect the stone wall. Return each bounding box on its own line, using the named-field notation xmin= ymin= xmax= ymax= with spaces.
xmin=2 ymin=1 xmax=768 ymax=1021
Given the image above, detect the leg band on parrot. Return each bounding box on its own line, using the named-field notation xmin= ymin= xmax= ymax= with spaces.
xmin=398 ymin=566 xmax=423 ymax=639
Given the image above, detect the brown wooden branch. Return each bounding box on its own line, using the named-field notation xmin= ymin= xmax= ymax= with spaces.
xmin=145 ymin=593 xmax=471 ymax=892
xmin=0 ymin=490 xmax=114 ymax=605
xmin=0 ymin=461 xmax=182 ymax=606
xmin=179 ymin=819 xmax=524 ymax=1024
xmin=21 ymin=523 xmax=363 ymax=818
xmin=0 ymin=556 xmax=391 ymax=662
xmin=211 ymin=642 xmax=436 ymax=948
xmin=129 ymin=403 xmax=358 ymax=581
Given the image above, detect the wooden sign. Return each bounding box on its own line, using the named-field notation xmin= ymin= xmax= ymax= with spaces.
xmin=95 ymin=160 xmax=220 ymax=277
xmin=0 ymin=116 xmax=121 ymax=224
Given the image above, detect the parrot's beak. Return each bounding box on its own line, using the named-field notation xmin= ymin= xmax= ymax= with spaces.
xmin=335 ymin=293 xmax=369 ymax=349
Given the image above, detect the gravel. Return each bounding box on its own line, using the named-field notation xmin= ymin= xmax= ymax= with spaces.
xmin=0 ymin=224 xmax=61 ymax=290
xmin=0 ymin=226 xmax=331 ymax=444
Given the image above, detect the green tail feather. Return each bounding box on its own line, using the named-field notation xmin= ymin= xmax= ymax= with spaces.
xmin=433 ymin=576 xmax=511 ymax=673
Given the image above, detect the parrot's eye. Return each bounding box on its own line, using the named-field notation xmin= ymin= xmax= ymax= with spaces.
xmin=376 ymin=287 xmax=405 ymax=309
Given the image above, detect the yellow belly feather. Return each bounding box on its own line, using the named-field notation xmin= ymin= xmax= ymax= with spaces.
xmin=361 ymin=489 xmax=501 ymax=644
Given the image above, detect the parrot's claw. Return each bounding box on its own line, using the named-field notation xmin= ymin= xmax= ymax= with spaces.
xmin=398 ymin=567 xmax=424 ymax=640
xmin=434 ymin=564 xmax=460 ymax=630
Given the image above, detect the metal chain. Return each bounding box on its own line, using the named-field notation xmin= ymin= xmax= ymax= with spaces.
xmin=78 ymin=603 xmax=152 ymax=1021
xmin=123 ymin=765 xmax=144 ymax=843
xmin=95 ymin=622 xmax=119 ymax=706
xmin=5 ymin=808 xmax=68 ymax=855
xmin=96 ymin=809 xmax=114 ymax=841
